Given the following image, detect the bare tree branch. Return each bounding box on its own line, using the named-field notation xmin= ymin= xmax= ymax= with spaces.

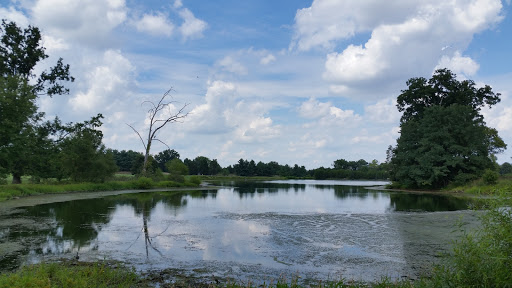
xmin=153 ymin=138 xmax=170 ymax=150
xmin=126 ymin=123 xmax=147 ymax=150
xmin=128 ymin=87 xmax=189 ymax=175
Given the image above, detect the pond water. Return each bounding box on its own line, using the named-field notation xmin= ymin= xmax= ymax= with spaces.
xmin=0 ymin=180 xmax=477 ymax=283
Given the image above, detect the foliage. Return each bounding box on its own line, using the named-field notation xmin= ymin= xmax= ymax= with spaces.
xmin=130 ymin=154 xmax=159 ymax=176
xmin=500 ymin=162 xmax=512 ymax=175
xmin=189 ymin=175 xmax=201 ymax=185
xmin=418 ymin=194 xmax=512 ymax=287
xmin=154 ymin=148 xmax=180 ymax=172
xmin=184 ymin=156 xmax=222 ymax=175
xmin=396 ymin=68 xmax=500 ymax=123
xmin=0 ymin=261 xmax=142 ymax=288
xmin=482 ymin=169 xmax=499 ymax=185
xmin=0 ymin=178 xmax=203 ymax=202
xmin=166 ymin=158 xmax=189 ymax=176
xmin=110 ymin=149 xmax=142 ymax=172
xmin=131 ymin=176 xmax=154 ymax=189
xmin=389 ymin=69 xmax=506 ymax=189
xmin=0 ymin=20 xmax=74 ymax=184
xmin=168 ymin=173 xmax=185 ymax=183
xmin=58 ymin=115 xmax=118 ymax=182
xmin=311 ymin=159 xmax=389 ymax=180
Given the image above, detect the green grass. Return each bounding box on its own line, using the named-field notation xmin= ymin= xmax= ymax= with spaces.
xmin=0 ymin=263 xmax=414 ymax=288
xmin=446 ymin=175 xmax=512 ymax=195
xmin=0 ymin=177 xmax=200 ymax=202
xmin=0 ymin=261 xmax=144 ymax=288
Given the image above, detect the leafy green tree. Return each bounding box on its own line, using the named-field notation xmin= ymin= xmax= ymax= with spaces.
xmin=154 ymin=149 xmax=180 ymax=172
xmin=500 ymin=162 xmax=512 ymax=175
xmin=58 ymin=115 xmax=117 ymax=182
xmin=111 ymin=149 xmax=143 ymax=172
xmin=196 ymin=156 xmax=212 ymax=175
xmin=166 ymin=158 xmax=188 ymax=176
xmin=0 ymin=20 xmax=74 ymax=183
xmin=390 ymin=69 xmax=506 ymax=189
xmin=183 ymin=158 xmax=197 ymax=175
xmin=209 ymin=159 xmax=222 ymax=175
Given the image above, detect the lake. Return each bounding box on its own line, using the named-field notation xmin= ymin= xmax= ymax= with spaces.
xmin=0 ymin=180 xmax=477 ymax=283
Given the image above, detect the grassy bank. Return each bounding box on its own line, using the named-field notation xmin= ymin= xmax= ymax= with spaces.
xmin=0 ymin=261 xmax=144 ymax=288
xmin=0 ymin=261 xmax=414 ymax=288
xmin=0 ymin=176 xmax=201 ymax=202
xmin=446 ymin=175 xmax=512 ymax=195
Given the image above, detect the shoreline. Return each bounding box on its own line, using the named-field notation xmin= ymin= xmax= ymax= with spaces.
xmin=0 ymin=186 xmax=221 ymax=213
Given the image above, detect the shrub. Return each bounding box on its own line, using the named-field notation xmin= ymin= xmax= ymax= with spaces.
xmin=424 ymin=194 xmax=512 ymax=287
xmin=482 ymin=169 xmax=499 ymax=185
xmin=189 ymin=176 xmax=201 ymax=185
xmin=168 ymin=174 xmax=185 ymax=183
xmin=132 ymin=177 xmax=154 ymax=189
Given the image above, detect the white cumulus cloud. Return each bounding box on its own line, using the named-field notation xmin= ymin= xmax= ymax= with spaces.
xmin=294 ymin=0 xmax=504 ymax=98
xmin=69 ymin=50 xmax=135 ymax=113
xmin=134 ymin=13 xmax=174 ymax=37
xmin=435 ymin=51 xmax=480 ymax=76
xmin=31 ymin=0 xmax=127 ymax=47
xmin=178 ymin=8 xmax=207 ymax=40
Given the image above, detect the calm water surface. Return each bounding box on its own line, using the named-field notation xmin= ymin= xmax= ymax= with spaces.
xmin=0 ymin=180 xmax=476 ymax=283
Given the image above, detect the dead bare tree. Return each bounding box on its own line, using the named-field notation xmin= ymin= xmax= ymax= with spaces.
xmin=127 ymin=88 xmax=189 ymax=175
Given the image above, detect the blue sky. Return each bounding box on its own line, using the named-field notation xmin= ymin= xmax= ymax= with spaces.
xmin=2 ymin=0 xmax=512 ymax=168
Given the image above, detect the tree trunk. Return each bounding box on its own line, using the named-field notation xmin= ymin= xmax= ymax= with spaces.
xmin=142 ymin=141 xmax=152 ymax=175
xmin=12 ymin=173 xmax=22 ymax=184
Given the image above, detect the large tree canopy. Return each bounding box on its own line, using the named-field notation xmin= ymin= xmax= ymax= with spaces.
xmin=390 ymin=69 xmax=506 ymax=189
xmin=0 ymin=20 xmax=116 ymax=183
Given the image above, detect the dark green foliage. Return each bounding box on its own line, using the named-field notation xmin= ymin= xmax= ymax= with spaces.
xmin=184 ymin=156 xmax=222 ymax=175
xmin=111 ymin=149 xmax=143 ymax=172
xmin=482 ymin=169 xmax=499 ymax=185
xmin=500 ymin=162 xmax=512 ymax=175
xmin=423 ymin=195 xmax=512 ymax=287
xmin=231 ymin=159 xmax=308 ymax=177
xmin=58 ymin=115 xmax=118 ymax=182
xmin=154 ymin=149 xmax=180 ymax=172
xmin=166 ymin=158 xmax=188 ymax=176
xmin=131 ymin=176 xmax=154 ymax=189
xmin=390 ymin=69 xmax=506 ymax=189
xmin=0 ymin=20 xmax=77 ymax=184
xmin=168 ymin=173 xmax=185 ymax=183
xmin=131 ymin=154 xmax=159 ymax=176
xmin=189 ymin=175 xmax=201 ymax=185
xmin=396 ymin=68 xmax=500 ymax=123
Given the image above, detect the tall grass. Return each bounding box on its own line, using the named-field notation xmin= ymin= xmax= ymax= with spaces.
xmin=0 ymin=177 xmax=199 ymax=202
xmin=0 ymin=261 xmax=143 ymax=288
xmin=446 ymin=175 xmax=512 ymax=195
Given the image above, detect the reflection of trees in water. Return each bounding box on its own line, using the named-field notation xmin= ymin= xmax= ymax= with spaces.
xmin=25 ymin=198 xmax=115 ymax=251
xmin=4 ymin=190 xmax=216 ymax=264
xmin=389 ymin=193 xmax=470 ymax=212
xmin=230 ymin=181 xmax=306 ymax=198
xmin=329 ymin=185 xmax=380 ymax=200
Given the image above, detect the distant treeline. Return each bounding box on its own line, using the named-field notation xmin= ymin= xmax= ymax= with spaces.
xmin=110 ymin=148 xmax=393 ymax=180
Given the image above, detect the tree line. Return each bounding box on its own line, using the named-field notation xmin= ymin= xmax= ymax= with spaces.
xmin=109 ymin=148 xmax=390 ymax=180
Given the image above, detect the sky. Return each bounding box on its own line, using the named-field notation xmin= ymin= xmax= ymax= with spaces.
xmin=1 ymin=0 xmax=512 ymax=169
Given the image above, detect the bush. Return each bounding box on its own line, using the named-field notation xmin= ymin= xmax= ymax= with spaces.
xmin=132 ymin=177 xmax=154 ymax=189
xmin=189 ymin=176 xmax=201 ymax=185
xmin=168 ymin=174 xmax=185 ymax=183
xmin=423 ymin=194 xmax=512 ymax=287
xmin=482 ymin=169 xmax=499 ymax=185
